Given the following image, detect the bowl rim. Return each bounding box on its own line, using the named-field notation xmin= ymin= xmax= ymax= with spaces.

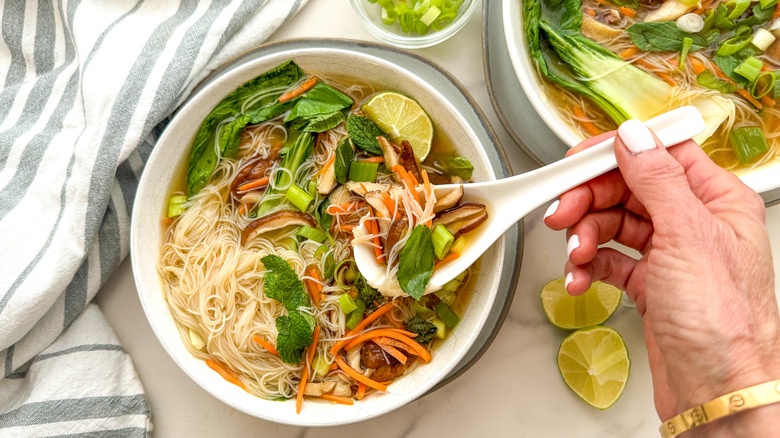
xmin=130 ymin=38 xmax=513 ymax=427
xmin=500 ymin=0 xmax=780 ymax=196
xmin=348 ymin=0 xmax=482 ymax=49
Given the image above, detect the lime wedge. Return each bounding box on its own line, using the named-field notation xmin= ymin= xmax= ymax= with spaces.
xmin=362 ymin=92 xmax=434 ymax=161
xmin=557 ymin=326 xmax=630 ymax=409
xmin=541 ymin=278 xmax=621 ymax=329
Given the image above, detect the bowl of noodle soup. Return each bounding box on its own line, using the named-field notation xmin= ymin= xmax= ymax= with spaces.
xmin=130 ymin=45 xmax=505 ymax=426
xmin=503 ymin=0 xmax=780 ymax=195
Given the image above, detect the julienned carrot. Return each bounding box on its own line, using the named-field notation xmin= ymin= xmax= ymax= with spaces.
xmin=409 ymin=172 xmax=420 ymax=187
xmin=761 ymin=96 xmax=776 ymax=107
xmin=336 ymin=356 xmax=387 ymax=392
xmin=329 ymin=302 xmax=396 ymax=355
xmin=692 ymin=0 xmax=716 ymax=14
xmin=573 ymin=106 xmax=602 ymax=136
xmin=377 ymin=336 xmax=414 ymax=353
xmin=316 ymin=154 xmax=336 ymax=177
xmin=360 ymin=156 xmax=384 ymax=163
xmin=206 ymin=359 xmax=248 ymax=391
xmin=435 ymin=251 xmax=461 ymax=270
xmin=392 ymin=165 xmax=422 ymax=207
xmin=370 ymin=215 xmax=385 ymax=263
xmin=690 ymin=58 xmax=707 ymax=75
xmin=237 ymin=204 xmax=246 ymax=216
xmin=738 ymin=89 xmax=763 ymax=109
xmin=279 ymin=76 xmax=317 ymax=103
xmin=318 ymin=394 xmax=354 ymax=405
xmin=585 ymin=7 xmax=596 ymax=16
xmin=356 ymin=382 xmax=367 ymax=400
xmin=252 ymin=335 xmax=279 ymax=356
xmin=421 ymin=169 xmax=432 ymax=198
xmin=773 ymin=1 xmax=780 ymax=18
xmin=342 ymin=328 xmax=431 ymax=362
xmin=162 ymin=217 xmax=174 ymax=225
xmin=304 ymin=266 xmax=322 ymax=305
xmin=341 ymin=224 xmax=355 ymax=232
xmin=619 ymin=47 xmax=640 ymax=59
xmin=237 ymin=176 xmax=270 ymax=192
xmin=296 ymin=326 xmax=321 ymax=414
xmin=381 ymin=192 xmax=399 ymax=219
xmin=375 ymin=338 xmax=408 ymax=364
xmin=618 ymin=7 xmax=636 ymax=17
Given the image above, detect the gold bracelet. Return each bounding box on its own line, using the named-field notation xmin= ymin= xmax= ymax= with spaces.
xmin=659 ymin=379 xmax=780 ymax=438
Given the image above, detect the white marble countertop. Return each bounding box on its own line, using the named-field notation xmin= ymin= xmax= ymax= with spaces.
xmin=94 ymin=2 xmax=780 ymax=437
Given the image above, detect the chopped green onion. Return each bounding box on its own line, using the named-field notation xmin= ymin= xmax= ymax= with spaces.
xmin=321 ymin=249 xmax=335 ymax=279
xmin=432 ymin=224 xmax=455 ymax=259
xmin=751 ymin=71 xmax=776 ymax=99
xmin=733 ymin=56 xmax=763 ymax=82
xmin=339 ymin=294 xmax=358 ymax=314
xmin=759 ymin=0 xmax=779 ymax=9
xmin=314 ymin=244 xmax=329 ymax=258
xmin=431 ymin=12 xmax=457 ymax=31
xmin=296 ymin=225 xmax=327 ymax=243
xmin=752 ymin=27 xmax=777 ymax=51
xmin=729 ymin=127 xmax=769 ymax=164
xmin=701 ymin=9 xmax=716 ymax=32
xmin=413 ymin=301 xmax=436 ymax=319
xmin=167 ymin=195 xmax=188 ymax=218
xmin=774 ymin=72 xmax=780 ymax=98
xmin=441 ymin=0 xmax=463 ymax=14
xmin=717 ymin=26 xmax=753 ymax=56
xmin=435 ymin=302 xmax=459 ymax=328
xmin=450 ymin=236 xmax=466 ymax=254
xmin=398 ymin=9 xmax=415 ymax=33
xmin=697 ymin=70 xmax=738 ymax=94
xmin=435 ymin=289 xmax=456 ymax=305
xmin=725 ymin=0 xmax=750 ymax=19
xmin=285 ymin=184 xmax=313 ymax=212
xmin=432 ymin=318 xmax=446 ymax=339
xmin=348 ymin=161 xmax=379 ymax=182
xmin=381 ymin=7 xmax=398 ymax=25
xmin=280 ymin=236 xmax=298 ymax=251
xmin=420 ymin=5 xmax=441 ymax=26
xmin=307 ymin=181 xmax=317 ymax=197
xmin=312 ymin=354 xmax=330 ymax=378
xmin=346 ymin=299 xmax=366 ymax=330
xmin=679 ymin=37 xmax=693 ymax=70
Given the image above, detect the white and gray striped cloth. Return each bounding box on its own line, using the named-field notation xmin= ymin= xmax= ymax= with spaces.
xmin=0 ymin=0 xmax=307 ymax=436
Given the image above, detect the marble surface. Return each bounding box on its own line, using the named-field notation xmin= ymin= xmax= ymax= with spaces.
xmin=94 ymin=1 xmax=780 ymax=437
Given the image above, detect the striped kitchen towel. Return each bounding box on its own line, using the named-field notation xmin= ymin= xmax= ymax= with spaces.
xmin=0 ymin=0 xmax=307 ymax=436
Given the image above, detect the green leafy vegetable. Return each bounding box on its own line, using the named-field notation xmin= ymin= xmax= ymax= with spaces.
xmin=187 ymin=61 xmax=303 ymax=197
xmin=316 ymin=197 xmax=333 ymax=231
xmin=739 ymin=3 xmax=775 ymax=27
xmin=398 ymin=225 xmax=435 ymax=300
xmin=302 ymin=111 xmax=346 ymax=133
xmin=435 ymin=302 xmax=460 ymax=329
xmin=260 ymin=255 xmax=309 ymax=311
xmin=346 ymin=115 xmax=386 ymax=155
xmin=713 ymin=45 xmax=762 ymax=84
xmin=697 ymin=70 xmax=738 ymax=93
xmin=334 ymin=138 xmax=354 ymax=184
xmin=276 ymin=311 xmax=314 ymax=364
xmin=346 ymin=299 xmax=366 ymax=330
xmin=257 ymin=131 xmax=315 ymax=216
xmin=355 ymin=272 xmax=383 ymax=310
xmin=284 ymin=83 xmax=353 ymax=124
xmin=626 ymin=22 xmax=719 ymax=52
xmin=405 ymin=316 xmax=437 ymax=344
xmin=348 ymin=161 xmax=378 ymax=182
xmin=440 ymin=156 xmax=473 ymax=179
xmin=679 ymin=37 xmax=693 ymax=69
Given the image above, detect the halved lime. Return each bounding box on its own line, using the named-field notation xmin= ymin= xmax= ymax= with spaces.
xmin=557 ymin=326 xmax=630 ymax=409
xmin=362 ymin=92 xmax=434 ymax=161
xmin=541 ymin=278 xmax=621 ymax=330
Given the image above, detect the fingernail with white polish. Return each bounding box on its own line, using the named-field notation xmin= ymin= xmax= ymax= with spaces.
xmin=618 ymin=119 xmax=656 ymax=154
xmin=544 ymin=199 xmax=560 ymax=219
xmin=567 ymin=234 xmax=580 ymax=258
xmin=564 ymin=272 xmax=574 ymax=291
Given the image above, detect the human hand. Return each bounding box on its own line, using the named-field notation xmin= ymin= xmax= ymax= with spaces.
xmin=544 ymin=120 xmax=780 ymax=434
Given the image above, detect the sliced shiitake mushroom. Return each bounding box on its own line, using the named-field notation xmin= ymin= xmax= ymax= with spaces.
xmin=432 ymin=185 xmax=463 ymax=213
xmin=230 ymin=145 xmax=282 ymax=203
xmin=432 ymin=202 xmax=488 ymax=238
xmin=316 ymin=162 xmax=338 ymax=195
xmin=345 ymin=181 xmax=391 ymax=197
xmin=385 ymin=217 xmax=409 ymax=261
xmin=378 ymin=136 xmax=401 ymax=170
xmin=241 ymin=211 xmax=315 ymax=245
xmin=399 ymin=140 xmax=422 ymax=181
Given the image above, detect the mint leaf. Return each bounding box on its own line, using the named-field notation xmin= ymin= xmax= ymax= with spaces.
xmin=334 ymin=137 xmax=354 ymax=184
xmin=276 ymin=311 xmax=314 ymax=364
xmin=285 ymin=83 xmax=353 ymax=122
xmin=261 ymin=255 xmax=308 ymax=311
xmin=441 ymin=156 xmax=473 ymax=180
xmin=398 ymin=225 xmax=435 ymax=300
xmin=346 ymin=115 xmax=385 ymax=155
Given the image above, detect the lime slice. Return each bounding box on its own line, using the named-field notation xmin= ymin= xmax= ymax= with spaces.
xmin=362 ymin=92 xmax=434 ymax=161
xmin=541 ymin=278 xmax=621 ymax=329
xmin=557 ymin=326 xmax=630 ymax=409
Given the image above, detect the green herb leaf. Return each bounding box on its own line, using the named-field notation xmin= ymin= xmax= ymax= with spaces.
xmin=405 ymin=315 xmax=437 ymax=344
xmin=247 ymin=98 xmax=299 ymax=124
xmin=626 ymin=22 xmax=718 ymax=52
xmin=334 ymin=138 xmax=354 ymax=184
xmin=346 ymin=115 xmax=386 ymax=155
xmin=260 ymin=255 xmax=308 ymax=311
xmin=441 ymin=156 xmax=474 ymax=179
xmin=398 ymin=225 xmax=435 ymax=300
xmin=316 ymin=197 xmax=333 ymax=231
xmin=355 ymin=272 xmax=383 ymax=310
xmin=302 ymin=110 xmax=346 ymax=133
xmin=187 ymin=61 xmax=303 ymax=197
xmin=284 ymin=83 xmax=353 ymax=123
xmin=276 ymin=311 xmax=314 ymax=364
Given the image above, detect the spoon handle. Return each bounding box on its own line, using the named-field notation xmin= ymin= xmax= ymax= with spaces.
xmin=462 ymin=106 xmax=706 ymax=235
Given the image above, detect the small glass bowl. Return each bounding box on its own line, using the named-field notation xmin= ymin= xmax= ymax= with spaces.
xmin=349 ymin=0 xmax=481 ymax=49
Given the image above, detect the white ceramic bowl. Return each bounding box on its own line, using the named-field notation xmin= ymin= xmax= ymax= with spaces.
xmin=130 ymin=47 xmax=504 ymax=426
xmin=502 ymin=0 xmax=780 ymax=194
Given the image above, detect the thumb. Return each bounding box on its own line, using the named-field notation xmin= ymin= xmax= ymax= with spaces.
xmin=614 ymin=119 xmax=705 ymax=232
